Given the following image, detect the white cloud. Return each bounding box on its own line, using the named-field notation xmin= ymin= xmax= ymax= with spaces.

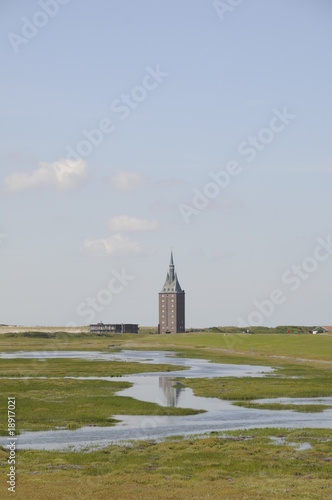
xmin=108 ymin=215 xmax=160 ymax=232
xmin=80 ymin=233 xmax=143 ymax=257
xmin=4 ymin=159 xmax=87 ymax=193
xmin=109 ymin=170 xmax=144 ymax=192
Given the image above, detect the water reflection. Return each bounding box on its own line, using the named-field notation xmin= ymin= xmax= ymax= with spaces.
xmin=1 ymin=350 xmax=331 ymax=451
xmin=159 ymin=377 xmax=181 ymax=407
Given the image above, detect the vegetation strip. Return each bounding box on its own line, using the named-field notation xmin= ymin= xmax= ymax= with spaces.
xmin=233 ymin=402 xmax=332 ymax=413
xmin=0 ymin=429 xmax=331 ymax=499
xmin=0 ymin=377 xmax=202 ymax=435
xmin=0 ymin=358 xmax=187 ymax=378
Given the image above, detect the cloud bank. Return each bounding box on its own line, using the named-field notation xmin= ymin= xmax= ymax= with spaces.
xmin=4 ymin=159 xmax=87 ymax=193
xmin=80 ymin=215 xmax=159 ymax=257
xmin=80 ymin=233 xmax=144 ymax=257
xmin=108 ymin=215 xmax=160 ymax=232
xmin=109 ymin=170 xmax=144 ymax=192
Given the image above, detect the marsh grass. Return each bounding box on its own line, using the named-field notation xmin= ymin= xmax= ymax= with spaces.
xmin=1 ymin=429 xmax=331 ymax=499
xmin=0 ymin=377 xmax=202 ymax=435
xmin=182 ymin=363 xmax=332 ymax=402
xmin=233 ymin=402 xmax=332 ymax=413
xmin=0 ymin=358 xmax=187 ymax=378
xmin=1 ymin=330 xmax=332 ymax=363
xmin=1 ymin=333 xmax=332 ymax=436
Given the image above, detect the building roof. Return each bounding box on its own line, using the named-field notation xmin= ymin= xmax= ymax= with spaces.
xmin=160 ymin=251 xmax=184 ymax=293
xmin=322 ymin=326 xmax=332 ymax=332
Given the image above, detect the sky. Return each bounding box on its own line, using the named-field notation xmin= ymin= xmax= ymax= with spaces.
xmin=1 ymin=0 xmax=332 ymax=328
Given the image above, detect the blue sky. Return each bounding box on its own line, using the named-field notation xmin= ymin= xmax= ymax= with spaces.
xmin=1 ymin=0 xmax=332 ymax=327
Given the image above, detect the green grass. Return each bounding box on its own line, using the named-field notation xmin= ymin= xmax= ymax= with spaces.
xmin=0 ymin=378 xmax=202 ymax=435
xmin=1 ymin=428 xmax=331 ymax=499
xmin=233 ymin=402 xmax=332 ymax=413
xmin=0 ymin=358 xmax=187 ymax=378
xmin=1 ymin=332 xmax=332 ymax=433
xmin=182 ymin=363 xmax=332 ymax=404
xmin=1 ymin=330 xmax=332 ymax=365
xmin=0 ymin=356 xmax=194 ymax=435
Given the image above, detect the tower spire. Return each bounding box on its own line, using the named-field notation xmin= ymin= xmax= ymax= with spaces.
xmin=169 ymin=249 xmax=175 ymax=282
xmin=160 ymin=250 xmax=183 ymax=292
xmin=159 ymin=250 xmax=185 ymax=334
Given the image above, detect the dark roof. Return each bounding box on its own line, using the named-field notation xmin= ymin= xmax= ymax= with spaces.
xmin=161 ymin=251 xmax=183 ymax=293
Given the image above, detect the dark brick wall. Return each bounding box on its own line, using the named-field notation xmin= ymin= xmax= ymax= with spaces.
xmin=159 ymin=292 xmax=185 ymax=333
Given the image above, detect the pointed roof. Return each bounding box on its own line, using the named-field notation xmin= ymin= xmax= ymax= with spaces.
xmin=161 ymin=251 xmax=183 ymax=293
xmin=170 ymin=250 xmax=174 ymax=266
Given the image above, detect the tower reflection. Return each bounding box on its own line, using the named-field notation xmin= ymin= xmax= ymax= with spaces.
xmin=159 ymin=376 xmax=182 ymax=407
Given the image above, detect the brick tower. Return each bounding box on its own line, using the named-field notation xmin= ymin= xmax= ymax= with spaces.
xmin=158 ymin=251 xmax=185 ymax=334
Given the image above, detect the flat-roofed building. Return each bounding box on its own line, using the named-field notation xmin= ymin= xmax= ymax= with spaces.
xmin=89 ymin=323 xmax=139 ymax=334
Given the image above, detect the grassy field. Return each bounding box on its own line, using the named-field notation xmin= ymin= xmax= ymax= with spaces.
xmin=0 ymin=378 xmax=201 ymax=435
xmin=0 ymin=357 xmax=187 ymax=378
xmin=233 ymin=402 xmax=332 ymax=413
xmin=0 ymin=329 xmax=331 ymax=498
xmin=0 ymin=358 xmax=194 ymax=435
xmin=182 ymin=363 xmax=332 ymax=412
xmin=1 ymin=328 xmax=331 ymax=363
xmin=1 ymin=429 xmax=331 ymax=499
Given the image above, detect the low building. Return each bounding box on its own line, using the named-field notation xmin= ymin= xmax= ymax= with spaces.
xmin=312 ymin=326 xmax=332 ymax=334
xmin=89 ymin=323 xmax=139 ymax=334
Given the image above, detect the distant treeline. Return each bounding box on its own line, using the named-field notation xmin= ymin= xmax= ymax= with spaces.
xmin=206 ymin=326 xmax=314 ymax=335
xmin=2 ymin=326 xmax=318 ymax=338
